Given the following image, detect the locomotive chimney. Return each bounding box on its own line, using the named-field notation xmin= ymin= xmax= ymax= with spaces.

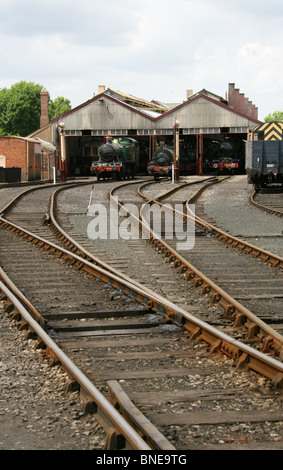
xmin=40 ymin=89 xmax=50 ymax=128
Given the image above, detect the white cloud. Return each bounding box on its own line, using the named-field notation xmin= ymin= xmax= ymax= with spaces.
xmin=1 ymin=0 xmax=283 ymax=120
xmin=237 ymin=42 xmax=274 ymax=65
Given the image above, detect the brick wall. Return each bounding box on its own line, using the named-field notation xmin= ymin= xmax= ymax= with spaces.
xmin=0 ymin=137 xmax=27 ymax=179
xmin=0 ymin=136 xmax=41 ymax=181
xmin=228 ymin=83 xmax=258 ymax=120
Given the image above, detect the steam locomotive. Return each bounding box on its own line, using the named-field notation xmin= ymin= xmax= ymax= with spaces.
xmin=211 ymin=140 xmax=239 ymax=174
xmin=147 ymin=146 xmax=174 ymax=179
xmin=90 ymin=137 xmax=138 ymax=180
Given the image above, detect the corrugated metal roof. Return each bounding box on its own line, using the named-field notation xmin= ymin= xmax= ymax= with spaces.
xmin=104 ymin=88 xmax=168 ymax=113
xmin=35 ymin=138 xmax=56 ymax=151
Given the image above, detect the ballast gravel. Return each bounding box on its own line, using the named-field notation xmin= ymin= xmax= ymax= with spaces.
xmin=1 ymin=176 xmax=283 ymax=450
xmin=201 ymin=175 xmax=283 ymax=256
xmin=0 ymin=302 xmax=105 ymax=450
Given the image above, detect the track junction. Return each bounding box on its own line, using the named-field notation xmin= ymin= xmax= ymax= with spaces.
xmin=0 ymin=175 xmax=283 ymax=450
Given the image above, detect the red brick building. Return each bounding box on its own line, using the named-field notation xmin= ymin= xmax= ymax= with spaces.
xmin=0 ymin=88 xmax=57 ymax=182
xmin=0 ymin=136 xmax=41 ymax=181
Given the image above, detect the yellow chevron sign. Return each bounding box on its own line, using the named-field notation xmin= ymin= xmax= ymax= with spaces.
xmin=253 ymin=122 xmax=283 ymax=140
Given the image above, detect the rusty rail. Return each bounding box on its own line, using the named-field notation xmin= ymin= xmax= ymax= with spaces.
xmin=0 ymin=279 xmax=152 ymax=451
xmin=250 ymin=189 xmax=283 ymax=218
xmin=134 ymin=180 xmax=283 ymax=360
xmin=1 ymin=212 xmax=283 ymax=387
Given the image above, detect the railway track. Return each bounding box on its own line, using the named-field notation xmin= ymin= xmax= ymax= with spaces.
xmin=250 ymin=186 xmax=283 ymax=218
xmin=108 ymin=178 xmax=283 ymax=359
xmin=1 ymin=178 xmax=283 ymax=450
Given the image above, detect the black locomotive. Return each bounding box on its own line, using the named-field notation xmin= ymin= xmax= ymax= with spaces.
xmin=211 ymin=140 xmax=239 ymax=174
xmin=147 ymin=146 xmax=174 ymax=179
xmin=90 ymin=137 xmax=138 ymax=180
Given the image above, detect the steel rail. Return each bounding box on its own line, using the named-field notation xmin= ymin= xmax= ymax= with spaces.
xmin=1 ymin=179 xmax=157 ymax=301
xmin=110 ymin=182 xmax=283 ymax=369
xmin=1 ymin=212 xmax=283 ymax=387
xmin=0 ymin=180 xmax=97 ymax=217
xmin=49 ymin=180 xmax=164 ymax=298
xmin=0 ymin=181 xmax=175 ymax=450
xmin=131 ymin=180 xmax=283 ymax=360
xmin=6 ymin=179 xmax=283 ymax=447
xmin=0 ymin=267 xmax=46 ymax=328
xmin=49 ymin=179 xmax=283 ymax=362
xmin=186 ymin=186 xmax=283 ymax=268
xmin=0 ymin=280 xmax=152 ymax=451
xmin=0 ymin=182 xmax=63 ymax=215
xmin=250 ymin=189 xmax=283 ymax=218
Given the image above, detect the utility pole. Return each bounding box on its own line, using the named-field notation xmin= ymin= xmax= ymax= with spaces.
xmin=59 ymin=122 xmax=66 ymax=182
xmin=173 ymin=120 xmax=180 ymax=182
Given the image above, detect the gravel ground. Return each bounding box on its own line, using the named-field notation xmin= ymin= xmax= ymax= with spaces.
xmin=0 ymin=301 xmax=106 ymax=450
xmin=201 ymin=175 xmax=283 ymax=257
xmin=1 ymin=175 xmax=282 ymax=451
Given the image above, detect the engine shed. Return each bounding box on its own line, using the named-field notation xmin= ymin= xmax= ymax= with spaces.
xmin=29 ymin=83 xmax=261 ymax=178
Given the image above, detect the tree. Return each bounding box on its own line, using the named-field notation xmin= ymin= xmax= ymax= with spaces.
xmin=49 ymin=96 xmax=71 ymax=120
xmin=0 ymin=81 xmax=42 ymax=136
xmin=0 ymin=81 xmax=72 ymax=136
xmin=264 ymin=111 xmax=283 ymax=122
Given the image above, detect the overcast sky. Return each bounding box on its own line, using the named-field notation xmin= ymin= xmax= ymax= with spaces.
xmin=1 ymin=0 xmax=283 ymax=121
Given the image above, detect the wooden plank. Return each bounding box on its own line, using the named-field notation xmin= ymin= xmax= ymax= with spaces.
xmin=56 ymin=327 xmax=164 ymax=338
xmin=58 ymin=336 xmax=198 ymax=349
xmin=128 ymin=388 xmax=244 ymax=405
xmin=148 ymin=410 xmax=283 ymax=426
xmin=90 ymin=368 xmax=212 ymax=381
xmin=44 ymin=309 xmax=147 ymax=320
xmin=47 ymin=318 xmax=162 ymax=331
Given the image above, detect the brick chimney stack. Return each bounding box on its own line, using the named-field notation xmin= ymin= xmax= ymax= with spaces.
xmin=228 ymin=83 xmax=258 ymax=120
xmin=40 ymin=89 xmax=50 ymax=128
